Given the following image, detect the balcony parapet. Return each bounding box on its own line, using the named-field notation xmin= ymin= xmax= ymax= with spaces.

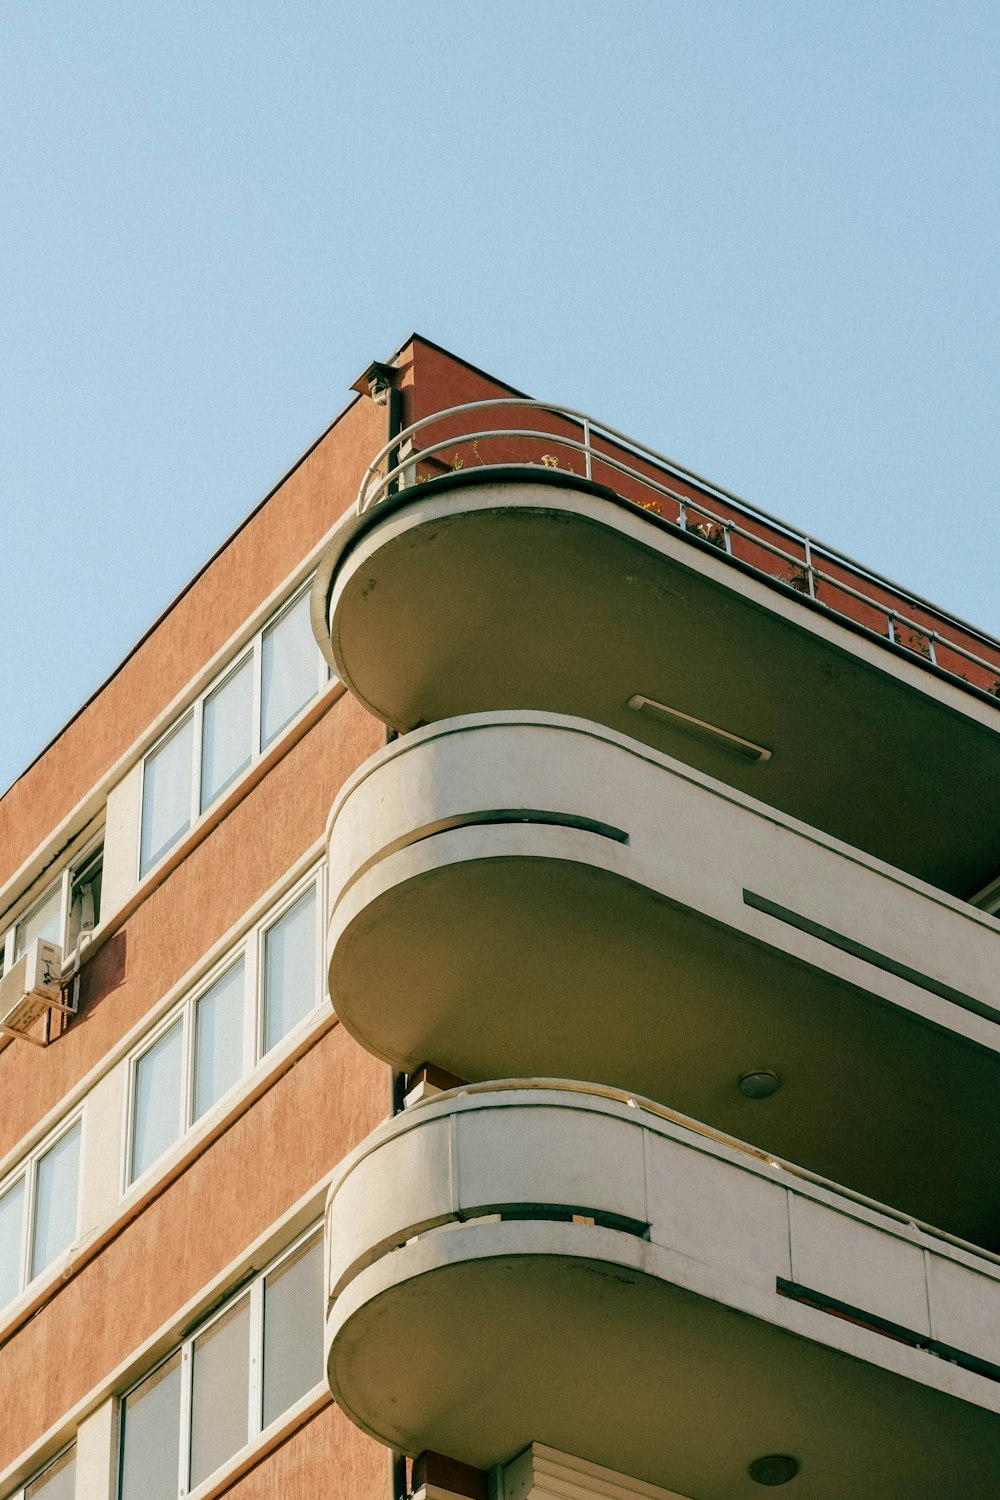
xmin=311 ymin=437 xmax=1000 ymax=899
xmin=324 ymin=1082 xmax=1000 ymax=1497
xmin=326 ymin=710 xmax=1000 ymax=1244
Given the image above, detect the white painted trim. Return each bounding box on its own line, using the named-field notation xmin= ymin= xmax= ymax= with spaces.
xmin=0 ymin=1182 xmax=338 ymax=1497
xmin=504 ymin=1444 xmax=695 ymax=1500
xmin=0 ymin=521 xmax=348 ymax=930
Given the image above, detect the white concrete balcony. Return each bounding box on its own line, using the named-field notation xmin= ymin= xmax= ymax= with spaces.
xmin=326 ymin=712 xmax=1000 ymax=1245
xmin=324 ymin=1084 xmax=1000 ymax=1499
xmin=311 ymin=450 xmax=1000 ymax=901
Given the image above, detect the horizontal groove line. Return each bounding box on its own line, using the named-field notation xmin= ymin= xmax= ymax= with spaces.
xmin=777 ymin=1278 xmax=1000 ymax=1385
xmin=407 ymin=809 xmax=629 ymax=846
xmin=743 ymin=889 xmax=996 ymax=1023
xmin=332 ymin=809 xmax=629 ymax=914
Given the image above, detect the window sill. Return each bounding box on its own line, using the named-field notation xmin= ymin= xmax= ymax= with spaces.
xmin=0 ymin=1005 xmax=337 ymax=1354
xmin=186 ymin=1384 xmax=331 ymax=1500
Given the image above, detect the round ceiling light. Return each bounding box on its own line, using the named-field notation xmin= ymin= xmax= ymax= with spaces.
xmin=748 ymin=1454 xmax=799 ymax=1485
xmin=738 ymin=1069 xmax=780 ymax=1100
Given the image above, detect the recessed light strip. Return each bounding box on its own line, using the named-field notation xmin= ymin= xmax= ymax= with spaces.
xmin=627 ymin=695 xmax=771 ymax=763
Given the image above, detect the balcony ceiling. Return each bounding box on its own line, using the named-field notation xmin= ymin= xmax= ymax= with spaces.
xmin=331 ymin=848 xmax=1000 ymax=1247
xmin=325 ymin=1088 xmax=1000 ymax=1500
xmin=322 ymin=476 xmax=1000 ymax=897
xmin=330 ymin=1241 xmax=1000 ymax=1499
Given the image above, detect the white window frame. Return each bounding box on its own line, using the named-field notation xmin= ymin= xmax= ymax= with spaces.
xmin=0 ymin=835 xmax=104 ymax=979
xmin=0 ymin=1110 xmax=85 ymax=1313
xmin=10 ymin=1441 xmax=77 ymax=1500
xmin=138 ymin=581 xmax=330 ymax=881
xmin=118 ymin=1224 xmax=323 ymax=1500
xmin=122 ymin=865 xmax=325 ymax=1195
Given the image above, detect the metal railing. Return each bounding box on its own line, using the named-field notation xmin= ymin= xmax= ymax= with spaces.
xmin=356 ymin=399 xmax=1000 ymax=699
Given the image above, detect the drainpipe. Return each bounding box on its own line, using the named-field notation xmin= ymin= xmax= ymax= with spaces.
xmin=390 ymin=1449 xmax=408 ymax=1500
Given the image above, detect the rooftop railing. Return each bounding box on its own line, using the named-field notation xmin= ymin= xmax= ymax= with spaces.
xmin=356 ymin=398 xmax=1000 ymax=702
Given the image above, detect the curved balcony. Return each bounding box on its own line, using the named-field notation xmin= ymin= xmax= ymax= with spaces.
xmin=325 ymin=1084 xmax=1000 ymax=1498
xmin=311 ymin=403 xmax=1000 ymax=900
xmin=326 ymin=712 xmax=1000 ymax=1245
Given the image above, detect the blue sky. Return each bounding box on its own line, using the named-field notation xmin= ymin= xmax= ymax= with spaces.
xmin=1 ymin=1 xmax=997 ymax=793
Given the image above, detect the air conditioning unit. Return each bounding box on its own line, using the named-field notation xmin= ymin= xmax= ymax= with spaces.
xmin=0 ymin=939 xmax=66 ymax=1045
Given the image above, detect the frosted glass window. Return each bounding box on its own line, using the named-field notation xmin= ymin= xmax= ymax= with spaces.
xmin=14 ymin=884 xmax=62 ymax=959
xmin=30 ymin=1123 xmax=81 ymax=1280
xmin=260 ymin=593 xmax=317 ymax=747
xmin=120 ymin=1353 xmax=181 ymax=1500
xmin=140 ymin=716 xmax=194 ymax=876
xmin=190 ymin=1295 xmax=250 ymax=1489
xmin=26 ymin=1447 xmax=76 ymax=1500
xmin=263 ymin=888 xmax=317 ymax=1053
xmin=201 ymin=657 xmax=254 ymax=811
xmin=262 ymin=1234 xmax=323 ymax=1427
xmin=0 ymin=1177 xmax=25 ymax=1307
xmin=131 ymin=1020 xmax=183 ymax=1182
xmin=193 ymin=961 xmax=246 ymax=1121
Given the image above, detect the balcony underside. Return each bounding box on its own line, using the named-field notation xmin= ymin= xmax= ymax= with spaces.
xmin=326 ymin=714 xmax=1000 ymax=1246
xmin=325 ymin=1090 xmax=1000 ymax=1499
xmin=330 ymin=848 xmax=1000 ymax=1246
xmin=319 ymin=476 xmax=1000 ymax=896
xmin=329 ymin=1237 xmax=1000 ymax=1500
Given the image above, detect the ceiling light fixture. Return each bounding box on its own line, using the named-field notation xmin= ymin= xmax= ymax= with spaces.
xmin=738 ymin=1069 xmax=780 ymax=1100
xmin=748 ymin=1454 xmax=799 ymax=1485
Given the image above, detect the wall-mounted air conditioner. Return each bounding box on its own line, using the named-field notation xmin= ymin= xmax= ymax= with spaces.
xmin=0 ymin=939 xmax=67 ymax=1045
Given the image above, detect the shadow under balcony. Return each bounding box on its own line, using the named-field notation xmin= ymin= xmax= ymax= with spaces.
xmin=312 ymin=469 xmax=1000 ymax=900
xmin=326 ymin=712 xmax=1000 ymax=1246
xmin=324 ymin=1084 xmax=1000 ymax=1499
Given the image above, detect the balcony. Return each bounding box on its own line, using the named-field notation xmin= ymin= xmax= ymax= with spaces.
xmin=311 ymin=401 xmax=1000 ymax=899
xmin=326 ymin=712 xmax=1000 ymax=1245
xmin=324 ymin=1084 xmax=1000 ymax=1499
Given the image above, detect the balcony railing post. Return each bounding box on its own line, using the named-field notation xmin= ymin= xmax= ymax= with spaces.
xmin=582 ymin=416 xmax=592 ymax=480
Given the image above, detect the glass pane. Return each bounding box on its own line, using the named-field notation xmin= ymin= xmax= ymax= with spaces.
xmin=260 ymin=593 xmax=318 ymax=747
xmin=140 ymin=716 xmax=194 ymax=876
xmin=189 ymin=1295 xmax=250 ymax=1489
xmin=263 ymin=887 xmax=317 ymax=1054
xmin=120 ymin=1353 xmax=181 ymax=1500
xmin=193 ymin=960 xmax=245 ymax=1121
xmin=201 ymin=657 xmax=253 ymax=811
xmin=26 ymin=1446 xmax=76 ymax=1500
xmin=0 ymin=1177 xmax=25 ymax=1306
xmin=131 ymin=1020 xmax=183 ymax=1182
xmin=30 ymin=1123 xmax=81 ymax=1280
xmin=263 ymin=1235 xmax=323 ymax=1427
xmin=14 ymin=883 xmax=62 ymax=959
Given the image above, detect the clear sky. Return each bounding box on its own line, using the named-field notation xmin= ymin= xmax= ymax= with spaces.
xmin=1 ymin=1 xmax=997 ymax=795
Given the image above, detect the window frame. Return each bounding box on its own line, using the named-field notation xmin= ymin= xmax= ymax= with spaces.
xmin=0 ymin=1111 xmax=85 ymax=1314
xmin=122 ymin=866 xmax=325 ymax=1195
xmin=0 ymin=835 xmax=104 ymax=980
xmin=138 ymin=581 xmax=330 ymax=881
xmin=11 ymin=1441 xmax=77 ymax=1500
xmin=118 ymin=1224 xmax=324 ymax=1500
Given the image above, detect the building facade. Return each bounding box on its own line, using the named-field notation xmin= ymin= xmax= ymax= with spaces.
xmin=2 ymin=336 xmax=1000 ymax=1500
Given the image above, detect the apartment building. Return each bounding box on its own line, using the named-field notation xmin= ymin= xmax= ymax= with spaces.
xmin=2 ymin=335 xmax=1000 ymax=1500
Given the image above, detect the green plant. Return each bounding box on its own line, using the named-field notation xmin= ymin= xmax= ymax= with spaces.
xmin=687 ymin=518 xmax=727 ymax=549
xmin=902 ymin=628 xmax=931 ymax=659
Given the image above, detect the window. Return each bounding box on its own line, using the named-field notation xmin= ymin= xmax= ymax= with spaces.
xmin=0 ymin=842 xmax=103 ymax=976
xmin=0 ymin=1119 xmax=82 ymax=1311
xmin=139 ymin=585 xmax=330 ymax=878
xmin=126 ymin=874 xmax=321 ymax=1188
xmin=119 ymin=1230 xmax=323 ymax=1499
xmin=13 ymin=1445 xmax=77 ymax=1500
